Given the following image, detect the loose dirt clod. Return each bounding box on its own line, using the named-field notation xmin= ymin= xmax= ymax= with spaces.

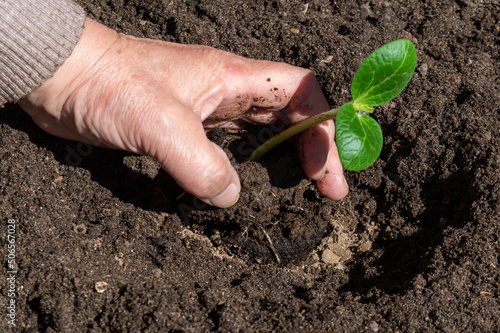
xmin=321 ymin=249 xmax=340 ymax=265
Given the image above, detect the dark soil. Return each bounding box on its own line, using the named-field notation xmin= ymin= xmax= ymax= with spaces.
xmin=1 ymin=0 xmax=499 ymax=331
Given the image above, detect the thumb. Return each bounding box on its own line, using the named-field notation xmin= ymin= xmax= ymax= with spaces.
xmin=140 ymin=104 xmax=241 ymax=208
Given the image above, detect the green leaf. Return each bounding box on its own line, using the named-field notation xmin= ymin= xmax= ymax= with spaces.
xmin=351 ymin=39 xmax=417 ymax=106
xmin=336 ymin=103 xmax=383 ymax=171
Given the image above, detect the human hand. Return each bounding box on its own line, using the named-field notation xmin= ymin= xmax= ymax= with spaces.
xmin=19 ymin=18 xmax=348 ymax=208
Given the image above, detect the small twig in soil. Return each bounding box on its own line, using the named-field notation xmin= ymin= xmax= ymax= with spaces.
xmin=241 ymin=226 xmax=249 ymax=241
xmin=242 ymin=165 xmax=255 ymax=188
xmin=259 ymin=224 xmax=281 ymax=264
xmin=176 ymin=191 xmax=186 ymax=200
xmin=241 ymin=215 xmax=256 ymax=240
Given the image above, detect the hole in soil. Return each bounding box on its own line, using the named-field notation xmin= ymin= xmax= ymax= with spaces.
xmin=338 ymin=25 xmax=350 ymax=35
xmin=293 ymin=285 xmax=311 ymax=302
xmin=187 ymin=211 xmax=330 ymax=265
xmin=231 ymin=279 xmax=244 ymax=286
xmin=163 ymin=17 xmax=178 ymax=37
xmin=456 ymin=89 xmax=473 ymax=106
xmin=184 ymin=120 xmax=336 ymax=266
xmin=260 ymin=299 xmax=279 ymax=311
xmin=184 ymin=171 xmax=333 ymax=266
xmin=366 ymin=17 xmax=378 ymax=27
xmin=195 ymin=5 xmax=209 ymax=19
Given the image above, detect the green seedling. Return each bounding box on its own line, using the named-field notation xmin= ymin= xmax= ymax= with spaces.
xmin=250 ymin=39 xmax=417 ymax=171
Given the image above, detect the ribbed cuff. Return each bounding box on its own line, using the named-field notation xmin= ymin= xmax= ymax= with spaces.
xmin=0 ymin=0 xmax=86 ymax=105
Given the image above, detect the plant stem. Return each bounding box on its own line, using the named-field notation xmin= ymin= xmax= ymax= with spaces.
xmin=249 ymin=107 xmax=340 ymax=161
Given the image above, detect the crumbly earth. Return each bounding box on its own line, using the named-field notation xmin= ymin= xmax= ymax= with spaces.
xmin=1 ymin=0 xmax=498 ymax=332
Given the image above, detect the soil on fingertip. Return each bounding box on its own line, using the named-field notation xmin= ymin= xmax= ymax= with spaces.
xmin=1 ymin=0 xmax=498 ymax=332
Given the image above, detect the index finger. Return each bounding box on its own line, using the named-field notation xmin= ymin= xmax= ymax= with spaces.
xmin=285 ymin=71 xmax=349 ymax=200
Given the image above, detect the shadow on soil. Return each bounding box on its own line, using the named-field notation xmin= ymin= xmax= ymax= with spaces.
xmin=0 ymin=106 xmax=186 ymax=213
xmin=343 ymin=150 xmax=479 ymax=297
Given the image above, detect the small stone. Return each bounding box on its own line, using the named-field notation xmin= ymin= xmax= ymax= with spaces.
xmin=319 ymin=55 xmax=334 ymax=66
xmin=483 ymin=131 xmax=491 ymax=141
xmin=95 ymin=281 xmax=109 ymax=293
xmin=302 ymin=3 xmax=309 ymax=15
xmin=321 ymin=249 xmax=340 ymax=264
xmin=370 ymin=321 xmax=379 ymax=332
xmin=418 ymin=63 xmax=428 ymax=77
xmin=290 ymin=28 xmax=300 ymax=34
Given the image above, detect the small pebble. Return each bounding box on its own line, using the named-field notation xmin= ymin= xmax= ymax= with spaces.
xmin=319 ymin=55 xmax=334 ymax=66
xmin=95 ymin=281 xmax=109 ymax=293
xmin=418 ymin=63 xmax=428 ymax=77
xmin=370 ymin=321 xmax=379 ymax=332
xmin=290 ymin=28 xmax=300 ymax=34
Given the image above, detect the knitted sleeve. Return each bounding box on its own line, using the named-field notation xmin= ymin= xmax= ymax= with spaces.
xmin=0 ymin=0 xmax=86 ymax=105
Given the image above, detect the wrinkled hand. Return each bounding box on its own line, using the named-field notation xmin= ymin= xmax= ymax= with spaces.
xmin=19 ymin=18 xmax=348 ymax=207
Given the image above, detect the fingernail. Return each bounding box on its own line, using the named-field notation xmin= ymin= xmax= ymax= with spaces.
xmin=202 ymin=182 xmax=240 ymax=208
xmin=318 ymin=165 xmax=327 ymax=179
xmin=343 ymin=176 xmax=349 ymax=190
xmin=310 ymin=165 xmax=327 ymax=180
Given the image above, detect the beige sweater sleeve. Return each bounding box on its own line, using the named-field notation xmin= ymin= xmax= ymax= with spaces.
xmin=0 ymin=0 xmax=85 ymax=105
